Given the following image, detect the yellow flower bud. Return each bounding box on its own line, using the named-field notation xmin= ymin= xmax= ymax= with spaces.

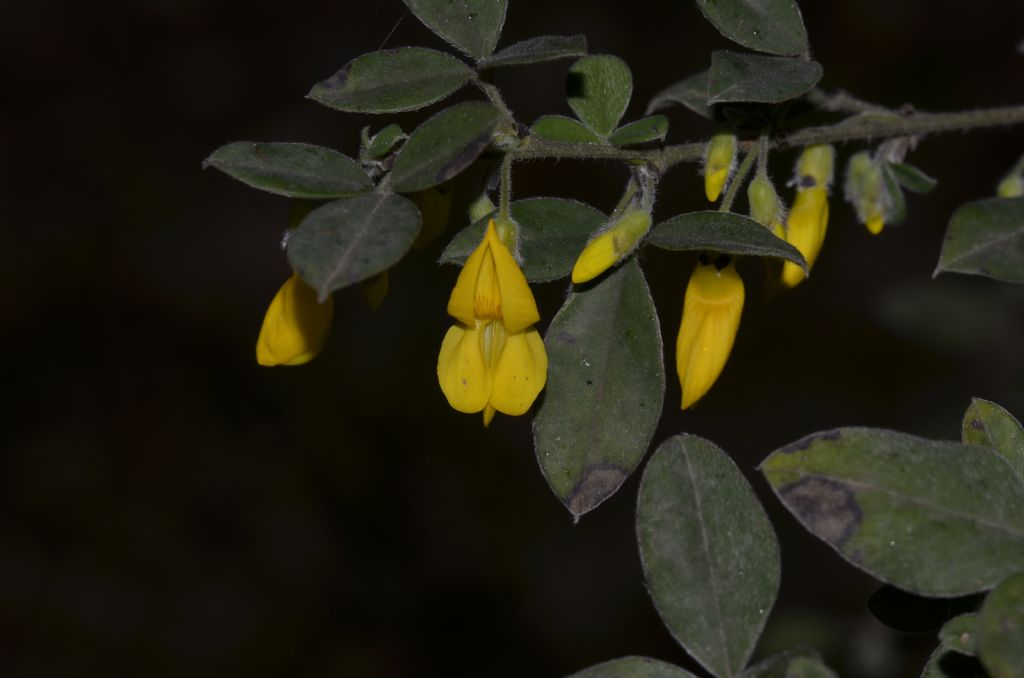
xmin=256 ymin=272 xmax=334 ymax=366
xmin=780 ymin=186 xmax=829 ymax=288
xmin=704 ymin=132 xmax=737 ymax=202
xmin=676 ymin=259 xmax=744 ymax=410
xmin=747 ymin=175 xmax=786 ymax=233
xmin=844 ymin=151 xmax=888 ymax=236
xmin=997 ymin=174 xmax=1024 ymax=198
xmin=411 ymin=185 xmax=452 ymax=249
xmin=795 ymin=144 xmax=835 ymax=189
xmin=360 ymin=270 xmax=390 ymax=310
xmin=571 ymin=210 xmax=652 ymax=284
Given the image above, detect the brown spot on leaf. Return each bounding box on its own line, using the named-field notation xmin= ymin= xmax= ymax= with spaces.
xmin=970 ymin=418 xmax=985 ymax=430
xmin=436 ymin=132 xmax=494 ymax=184
xmin=566 ymin=464 xmax=629 ymax=517
xmin=781 ymin=476 xmax=862 ymax=548
xmin=321 ymin=64 xmax=351 ymax=90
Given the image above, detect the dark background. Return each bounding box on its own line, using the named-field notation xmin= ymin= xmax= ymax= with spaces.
xmin=5 ymin=1 xmax=1024 ymax=676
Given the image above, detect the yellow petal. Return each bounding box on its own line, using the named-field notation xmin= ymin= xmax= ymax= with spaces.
xmin=483 ymin=404 xmax=497 ymax=427
xmin=485 ymin=221 xmax=540 ymax=334
xmin=360 ymin=270 xmax=390 ymax=310
xmin=572 ymin=230 xmax=618 ymax=284
xmin=705 ymin=167 xmax=729 ymax=202
xmin=446 ymin=225 xmax=490 ymax=325
xmin=256 ymin=273 xmax=333 ymax=367
xmin=676 ymin=262 xmax=744 ymax=409
xmin=866 ymin=214 xmax=885 ymax=235
xmin=437 ymin=322 xmax=491 ymax=413
xmin=411 ymin=185 xmax=452 ymax=249
xmin=489 ymin=328 xmax=548 ymax=416
xmin=781 ymin=187 xmax=828 ymax=288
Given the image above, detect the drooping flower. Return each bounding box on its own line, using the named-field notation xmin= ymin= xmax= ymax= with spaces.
xmin=256 ymin=272 xmax=334 ymax=366
xmin=571 ymin=210 xmax=652 ymax=284
xmin=437 ymin=219 xmax=547 ymax=426
xmin=704 ymin=132 xmax=738 ymax=202
xmin=676 ymin=257 xmax=745 ymax=409
xmin=781 ymin=145 xmax=834 ymax=288
xmin=844 ymin=151 xmax=889 ymax=235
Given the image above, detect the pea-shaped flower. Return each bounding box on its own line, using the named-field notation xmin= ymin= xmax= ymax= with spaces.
xmin=437 ymin=219 xmax=548 ymax=426
xmin=676 ymin=258 xmax=745 ymax=409
xmin=781 ymin=145 xmax=834 ymax=288
xmin=256 ymin=272 xmax=334 ymax=366
xmin=571 ymin=210 xmax=652 ymax=284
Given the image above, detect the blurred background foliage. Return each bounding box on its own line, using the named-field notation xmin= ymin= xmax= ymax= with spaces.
xmin=4 ymin=1 xmax=1024 ymax=675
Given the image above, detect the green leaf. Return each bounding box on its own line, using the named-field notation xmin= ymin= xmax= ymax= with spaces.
xmin=921 ymin=647 xmax=988 ymax=678
xmin=740 ymin=650 xmax=835 ymax=678
xmin=881 ymin=162 xmax=908 ymax=226
xmin=962 ymin=398 xmax=1024 ymax=477
xmin=889 ymin=162 xmax=938 ymax=194
xmin=940 ymin=613 xmax=980 ymax=657
xmin=530 ymin=115 xmax=605 ymax=144
xmin=566 ymin=656 xmax=698 ymax=678
xmin=638 ymin=434 xmax=781 ymax=678
xmin=534 ymin=259 xmax=664 ymax=517
xmin=308 ymin=47 xmax=473 ymax=114
xmin=609 ymin=116 xmax=669 ymax=146
xmin=648 ymin=211 xmax=808 ymax=270
xmin=761 ymin=428 xmax=1024 ymax=596
xmin=402 ymin=0 xmax=507 ymax=59
xmin=646 ymin=71 xmax=713 ymax=118
xmin=390 ymin=102 xmax=501 ymax=193
xmin=363 ymin=124 xmax=406 ymax=160
xmin=203 ymin=142 xmax=371 ymax=199
xmin=708 ymin=51 xmax=822 ymax=104
xmin=567 ymin=55 xmax=633 ymax=137
xmin=694 ymin=0 xmax=809 ymax=56
xmin=937 ymin=197 xmax=1024 ymax=282
xmin=978 ymin=572 xmax=1024 ymax=678
xmin=440 ymin=198 xmax=606 ymax=282
xmin=480 ymin=35 xmax=587 ymax=68
xmin=286 ymin=193 xmax=421 ymax=300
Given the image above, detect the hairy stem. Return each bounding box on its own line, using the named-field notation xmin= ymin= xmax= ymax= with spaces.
xmin=506 ymin=103 xmax=1024 ymax=174
xmin=720 ymin=147 xmax=757 ymax=213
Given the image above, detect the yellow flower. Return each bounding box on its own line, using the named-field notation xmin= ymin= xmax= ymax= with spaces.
xmin=781 ymin=145 xmax=834 ymax=288
xmin=844 ymin=151 xmax=887 ymax=236
xmin=571 ymin=210 xmax=652 ymax=284
xmin=704 ymin=132 xmax=737 ymax=202
xmin=676 ymin=258 xmax=744 ymax=409
xmin=256 ymin=272 xmax=334 ymax=366
xmin=780 ymin=186 xmax=829 ymax=288
xmin=437 ymin=219 xmax=548 ymax=426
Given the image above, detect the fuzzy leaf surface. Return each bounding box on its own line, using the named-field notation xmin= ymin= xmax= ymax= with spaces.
xmin=565 ymin=656 xmax=698 ymax=678
xmin=480 ymin=35 xmax=587 ymax=68
xmin=762 ymin=428 xmax=1024 ymax=596
xmin=978 ymin=572 xmax=1024 ymax=678
xmin=390 ymin=102 xmax=500 ymax=192
xmin=287 ymin=194 xmax=421 ymax=300
xmin=308 ymin=47 xmax=473 ymax=114
xmin=535 ymin=259 xmax=664 ymax=517
xmin=648 ymin=211 xmax=807 ymax=270
xmin=708 ymin=51 xmax=822 ymax=104
xmin=567 ymin=55 xmax=633 ymax=137
xmin=204 ymin=142 xmax=371 ymax=199
xmin=530 ymin=115 xmax=605 ymax=144
xmin=961 ymin=398 xmax=1024 ymax=477
xmin=609 ymin=116 xmax=669 ymax=146
xmin=638 ymin=434 xmax=780 ymax=678
xmin=441 ymin=198 xmax=605 ymax=282
xmin=402 ymin=0 xmax=507 ymax=58
xmin=646 ymin=71 xmax=712 ymax=118
xmin=694 ymin=0 xmax=809 ymax=56
xmin=936 ymin=197 xmax=1024 ymax=283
